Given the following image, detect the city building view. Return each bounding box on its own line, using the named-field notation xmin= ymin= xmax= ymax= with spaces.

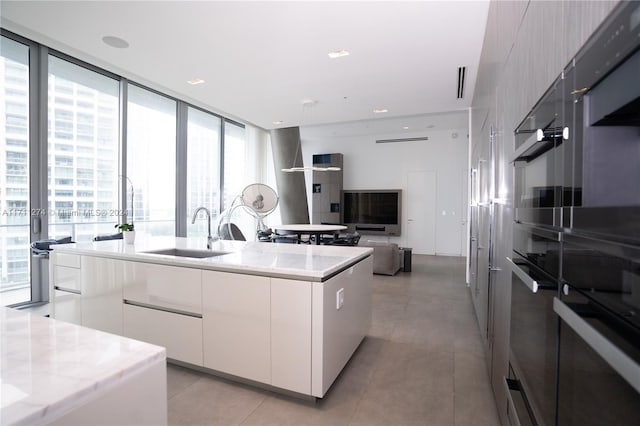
xmin=1 ymin=35 xmax=253 ymax=306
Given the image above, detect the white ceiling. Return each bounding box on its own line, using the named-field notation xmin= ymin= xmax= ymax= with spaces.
xmin=303 ymin=110 xmax=469 ymax=139
xmin=1 ymin=1 xmax=489 ymax=131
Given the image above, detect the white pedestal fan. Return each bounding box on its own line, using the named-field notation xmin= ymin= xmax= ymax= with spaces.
xmin=217 ymin=183 xmax=279 ymax=240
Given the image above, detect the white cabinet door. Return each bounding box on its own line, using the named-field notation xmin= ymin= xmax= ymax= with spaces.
xmin=123 ymin=262 xmax=202 ymax=315
xmin=202 ymin=271 xmax=270 ymax=384
xmin=271 ymin=278 xmax=312 ymax=394
xmin=80 ymin=256 xmax=123 ymax=335
xmin=52 ymin=290 xmax=82 ymax=325
xmin=123 ymin=304 xmax=203 ymax=366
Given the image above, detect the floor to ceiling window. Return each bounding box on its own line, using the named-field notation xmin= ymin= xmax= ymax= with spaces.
xmin=223 ymin=121 xmax=247 ymax=210
xmin=1 ymin=29 xmax=270 ymax=307
xmin=0 ymin=36 xmax=31 ymax=306
xmin=47 ymin=55 xmax=120 ymax=243
xmin=127 ymin=85 xmax=176 ymax=236
xmin=223 ymin=121 xmax=255 ymax=238
xmin=186 ymin=107 xmax=221 ymax=237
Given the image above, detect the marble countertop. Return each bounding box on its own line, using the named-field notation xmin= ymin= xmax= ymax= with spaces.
xmin=51 ymin=236 xmax=373 ymax=282
xmin=0 ymin=307 xmax=165 ymax=425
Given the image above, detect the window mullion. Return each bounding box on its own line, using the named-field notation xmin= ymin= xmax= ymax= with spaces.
xmin=176 ymin=101 xmax=188 ymax=237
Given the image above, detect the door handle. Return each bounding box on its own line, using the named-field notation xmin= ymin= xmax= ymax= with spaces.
xmin=506 ymin=257 xmax=538 ymax=293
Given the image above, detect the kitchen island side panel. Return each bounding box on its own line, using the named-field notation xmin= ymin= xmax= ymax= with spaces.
xmin=312 ymin=255 xmax=373 ymax=397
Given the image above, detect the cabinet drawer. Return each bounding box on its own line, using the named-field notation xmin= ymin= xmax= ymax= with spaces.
xmin=123 ymin=304 xmax=203 ymax=366
xmin=53 ymin=265 xmax=81 ymax=292
xmin=123 ymin=262 xmax=202 ymax=314
xmin=53 ymin=290 xmax=82 ymax=325
xmin=53 ymin=253 xmax=81 ymax=269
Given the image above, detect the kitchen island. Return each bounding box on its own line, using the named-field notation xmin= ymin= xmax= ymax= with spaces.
xmin=49 ymin=236 xmax=373 ymax=398
xmin=0 ymin=307 xmax=166 ymax=425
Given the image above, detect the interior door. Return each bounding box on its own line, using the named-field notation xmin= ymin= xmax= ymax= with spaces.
xmin=435 ymin=169 xmax=463 ymax=256
xmin=407 ymin=170 xmax=436 ymax=255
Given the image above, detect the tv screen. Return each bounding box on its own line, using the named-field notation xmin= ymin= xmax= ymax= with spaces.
xmin=342 ymin=190 xmax=402 ymax=235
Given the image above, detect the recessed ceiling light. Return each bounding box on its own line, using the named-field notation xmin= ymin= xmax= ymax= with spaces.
xmin=373 ymin=109 xmax=388 ymax=114
xmin=187 ymin=78 xmax=205 ymax=85
xmin=272 ymin=120 xmax=284 ymax=125
xmin=328 ymin=49 xmax=350 ymax=59
xmin=403 ymin=126 xmax=409 ymax=130
xmin=102 ymin=35 xmax=129 ymax=49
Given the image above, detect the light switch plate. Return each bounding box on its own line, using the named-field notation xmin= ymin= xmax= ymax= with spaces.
xmin=336 ymin=288 xmax=344 ymax=310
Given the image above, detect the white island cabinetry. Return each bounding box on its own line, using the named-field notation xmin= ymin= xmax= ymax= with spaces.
xmin=270 ymin=277 xmax=312 ymax=394
xmin=51 ymin=260 xmax=82 ymax=325
xmin=80 ymin=256 xmax=124 ymax=335
xmin=122 ymin=262 xmax=204 ymax=366
xmin=49 ymin=238 xmax=373 ymax=398
xmin=202 ymin=272 xmax=271 ymax=383
xmin=49 ymin=253 xmax=123 ymax=334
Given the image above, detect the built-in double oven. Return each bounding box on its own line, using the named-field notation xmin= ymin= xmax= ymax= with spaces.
xmin=507 ymin=224 xmax=561 ymax=426
xmin=507 ymin=2 xmax=640 ymax=425
xmin=555 ymin=233 xmax=640 ymax=425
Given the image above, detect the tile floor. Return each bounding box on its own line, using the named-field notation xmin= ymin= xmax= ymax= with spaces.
xmin=167 ymin=255 xmax=500 ymax=426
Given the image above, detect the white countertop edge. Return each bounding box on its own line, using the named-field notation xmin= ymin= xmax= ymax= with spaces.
xmin=12 ymin=354 xmax=166 ymax=426
xmin=51 ymin=239 xmax=374 ymax=282
xmin=2 ymin=309 xmax=166 ymax=426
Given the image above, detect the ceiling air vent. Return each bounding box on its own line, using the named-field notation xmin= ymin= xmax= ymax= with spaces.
xmin=457 ymin=66 xmax=466 ymax=99
xmin=376 ymin=137 xmax=429 ymax=144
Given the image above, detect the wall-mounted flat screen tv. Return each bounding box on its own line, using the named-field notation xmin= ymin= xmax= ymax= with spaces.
xmin=341 ymin=189 xmax=402 ymax=236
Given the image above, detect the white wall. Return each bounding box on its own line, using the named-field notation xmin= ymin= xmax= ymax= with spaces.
xmin=300 ymin=125 xmax=468 ymax=255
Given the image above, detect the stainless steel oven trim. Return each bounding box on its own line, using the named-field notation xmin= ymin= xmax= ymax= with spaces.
xmin=507 ymin=257 xmax=539 ymax=293
xmin=553 ymin=297 xmax=640 ymax=394
xmin=512 ymin=130 xmax=542 ymax=163
xmin=514 ymin=223 xmax=562 ymax=242
xmin=564 ymin=231 xmax=640 ymax=262
xmin=509 ymin=350 xmax=546 ymax=426
xmin=514 ymin=207 xmax=560 ymax=228
xmin=504 ymin=377 xmax=524 ymax=426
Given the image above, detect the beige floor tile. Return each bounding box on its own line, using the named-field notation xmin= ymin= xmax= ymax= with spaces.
xmin=168 ymin=375 xmax=268 ymax=425
xmin=166 ymin=254 xmax=500 ymax=426
xmin=167 ymin=363 xmax=205 ymax=400
xmin=350 ymin=385 xmax=454 ymax=426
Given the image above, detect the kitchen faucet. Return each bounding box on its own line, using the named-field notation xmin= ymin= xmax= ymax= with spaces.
xmin=191 ymin=207 xmax=217 ymax=249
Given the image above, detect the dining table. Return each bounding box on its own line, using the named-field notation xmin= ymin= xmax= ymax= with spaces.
xmin=274 ymin=224 xmax=347 ymax=245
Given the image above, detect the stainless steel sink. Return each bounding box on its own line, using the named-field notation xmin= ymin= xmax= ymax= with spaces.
xmin=142 ymin=248 xmax=229 ymax=259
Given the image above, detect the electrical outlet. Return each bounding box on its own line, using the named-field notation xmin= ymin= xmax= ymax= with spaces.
xmin=336 ymin=288 xmax=345 ymax=310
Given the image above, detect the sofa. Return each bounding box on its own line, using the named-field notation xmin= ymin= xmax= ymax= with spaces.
xmin=358 ymin=241 xmax=402 ymax=275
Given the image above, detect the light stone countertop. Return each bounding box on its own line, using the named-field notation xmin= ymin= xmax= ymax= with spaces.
xmin=0 ymin=307 xmax=166 ymax=425
xmin=51 ymin=236 xmax=373 ymax=282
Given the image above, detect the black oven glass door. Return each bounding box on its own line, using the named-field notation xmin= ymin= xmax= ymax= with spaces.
xmin=508 ymin=254 xmax=559 ymax=426
xmin=514 ymin=77 xmax=565 ymax=228
xmin=513 ymin=224 xmax=561 ymax=279
xmin=555 ymin=233 xmax=640 ymax=425
xmin=563 ymin=1 xmax=640 ymax=242
xmin=555 ymin=294 xmax=640 ymax=425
